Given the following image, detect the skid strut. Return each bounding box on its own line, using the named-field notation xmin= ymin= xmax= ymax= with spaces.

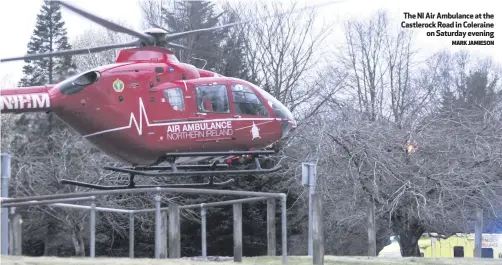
xmin=60 ymin=150 xmax=280 ymax=190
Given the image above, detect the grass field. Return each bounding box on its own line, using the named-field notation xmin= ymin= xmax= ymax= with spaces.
xmin=2 ymin=256 xmax=502 ymax=265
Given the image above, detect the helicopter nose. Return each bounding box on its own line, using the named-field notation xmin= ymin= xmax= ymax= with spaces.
xmin=280 ymin=119 xmax=297 ymax=138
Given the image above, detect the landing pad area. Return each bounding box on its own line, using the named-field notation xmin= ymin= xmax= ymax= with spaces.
xmin=1 ymin=256 xmax=501 ymax=265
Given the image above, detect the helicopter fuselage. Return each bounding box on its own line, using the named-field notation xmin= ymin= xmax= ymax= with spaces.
xmin=1 ymin=47 xmax=296 ymax=166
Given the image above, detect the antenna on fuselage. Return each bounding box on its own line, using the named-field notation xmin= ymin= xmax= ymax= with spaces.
xmin=191 ymin=57 xmax=208 ymax=69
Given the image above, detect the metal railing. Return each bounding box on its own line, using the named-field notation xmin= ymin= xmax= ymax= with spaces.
xmin=0 ymin=153 xmax=289 ymax=264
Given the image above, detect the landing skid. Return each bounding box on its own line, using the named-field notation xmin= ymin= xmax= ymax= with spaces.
xmin=60 ymin=150 xmax=280 ymax=190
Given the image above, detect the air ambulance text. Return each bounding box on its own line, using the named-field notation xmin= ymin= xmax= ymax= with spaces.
xmin=166 ymin=121 xmax=233 ymax=140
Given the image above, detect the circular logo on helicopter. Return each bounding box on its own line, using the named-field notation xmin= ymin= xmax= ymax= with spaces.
xmin=113 ymin=79 xmax=125 ymax=92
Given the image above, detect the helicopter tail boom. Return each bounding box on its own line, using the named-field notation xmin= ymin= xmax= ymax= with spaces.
xmin=0 ymin=86 xmax=53 ymax=113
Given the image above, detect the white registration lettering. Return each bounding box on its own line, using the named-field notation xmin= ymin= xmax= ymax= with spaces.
xmin=0 ymin=93 xmax=50 ymax=111
xmin=0 ymin=96 xmax=15 ymax=110
xmin=32 ymin=94 xmax=50 ymax=109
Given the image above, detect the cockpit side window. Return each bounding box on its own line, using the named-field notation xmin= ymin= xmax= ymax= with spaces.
xmin=163 ymin=87 xmax=184 ymax=111
xmin=195 ymin=84 xmax=229 ymax=113
xmin=231 ymin=84 xmax=269 ymax=117
xmin=255 ymin=86 xmax=295 ymax=121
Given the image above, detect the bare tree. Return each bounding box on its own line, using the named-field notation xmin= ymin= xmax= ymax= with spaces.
xmin=237 ymin=0 xmax=337 ymax=120
xmin=71 ymin=22 xmax=135 ymax=71
xmin=337 ymin=11 xmax=389 ymax=122
xmin=301 ymin=50 xmax=502 ymax=257
xmin=300 ymin=7 xmax=502 ymax=256
xmin=334 ymin=10 xmax=411 ymax=255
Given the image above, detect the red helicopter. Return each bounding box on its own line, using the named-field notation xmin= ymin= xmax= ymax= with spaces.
xmin=0 ymin=0 xmax=336 ymax=190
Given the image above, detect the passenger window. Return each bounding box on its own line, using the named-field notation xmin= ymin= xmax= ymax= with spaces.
xmin=163 ymin=87 xmax=184 ymax=110
xmin=195 ymin=84 xmax=229 ymax=113
xmin=231 ymin=84 xmax=269 ymax=116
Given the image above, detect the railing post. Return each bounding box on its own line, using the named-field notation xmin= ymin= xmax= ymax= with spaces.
xmin=201 ymin=204 xmax=207 ymax=258
xmin=168 ymin=202 xmax=180 ymax=258
xmin=233 ymin=203 xmax=243 ymax=262
xmin=8 ymin=208 xmax=21 ymax=256
xmin=90 ymin=196 xmax=96 ymax=258
xmin=367 ymin=196 xmax=376 ymax=257
xmin=267 ymin=199 xmax=276 ymax=256
xmin=155 ymin=193 xmax=161 ymax=259
xmin=474 ymin=208 xmax=483 ymax=258
xmin=129 ymin=211 xmax=134 ymax=258
xmin=161 ymin=210 xmax=168 ymax=258
xmin=302 ymin=163 xmax=316 ymax=257
xmin=1 ymin=153 xmax=11 ymax=255
xmin=312 ymin=194 xmax=324 ymax=265
xmin=281 ymin=194 xmax=288 ymax=264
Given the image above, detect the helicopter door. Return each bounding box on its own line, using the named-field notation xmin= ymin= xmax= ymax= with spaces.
xmin=192 ymin=84 xmax=233 ymax=142
xmin=230 ymin=83 xmax=274 ymax=143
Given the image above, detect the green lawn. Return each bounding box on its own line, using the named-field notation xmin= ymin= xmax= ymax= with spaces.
xmin=1 ymin=255 xmax=502 ymax=265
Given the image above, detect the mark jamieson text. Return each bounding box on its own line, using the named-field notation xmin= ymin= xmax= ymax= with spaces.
xmin=452 ymin=40 xmax=495 ymax=45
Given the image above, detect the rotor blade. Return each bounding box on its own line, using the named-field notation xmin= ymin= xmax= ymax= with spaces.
xmin=167 ymin=42 xmax=213 ymax=56
xmin=0 ymin=41 xmax=140 ymax=63
xmin=165 ymin=0 xmax=347 ymax=42
xmin=165 ymin=20 xmax=245 ymax=42
xmin=54 ymin=0 xmax=155 ymax=44
xmin=150 ymin=23 xmax=174 ymax=34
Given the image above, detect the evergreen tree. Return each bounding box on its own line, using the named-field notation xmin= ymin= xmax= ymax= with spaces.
xmin=8 ymin=0 xmax=87 ymax=256
xmin=19 ymin=0 xmax=76 ymax=86
xmin=440 ymin=69 xmax=498 ymax=114
xmin=160 ymin=1 xmax=249 ymax=79
xmin=216 ymin=11 xmax=250 ymax=80
xmin=14 ymin=0 xmax=76 ymax=154
xmin=464 ymin=70 xmax=498 ymax=108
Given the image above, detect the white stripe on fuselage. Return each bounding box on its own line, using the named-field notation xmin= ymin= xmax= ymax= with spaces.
xmin=83 ymin=97 xmax=276 ymax=138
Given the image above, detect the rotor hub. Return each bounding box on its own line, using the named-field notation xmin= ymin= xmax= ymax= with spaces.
xmin=142 ymin=28 xmax=169 ymax=46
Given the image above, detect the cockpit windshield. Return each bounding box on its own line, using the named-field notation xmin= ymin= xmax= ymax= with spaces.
xmin=253 ymin=85 xmax=295 ymax=121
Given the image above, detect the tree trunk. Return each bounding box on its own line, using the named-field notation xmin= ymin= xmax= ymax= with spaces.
xmin=397 ymin=232 xmax=422 ymax=257
xmin=391 ymin=211 xmax=425 ymax=257
xmin=71 ymin=230 xmax=86 ymax=257
xmin=71 ymin=223 xmax=86 ymax=257
xmin=43 ymin=220 xmax=56 ymax=256
xmin=71 ymin=232 xmax=81 ymax=255
xmin=78 ymin=231 xmax=86 ymax=257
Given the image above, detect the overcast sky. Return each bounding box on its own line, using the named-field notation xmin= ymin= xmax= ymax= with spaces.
xmin=0 ymin=0 xmax=499 ymax=87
